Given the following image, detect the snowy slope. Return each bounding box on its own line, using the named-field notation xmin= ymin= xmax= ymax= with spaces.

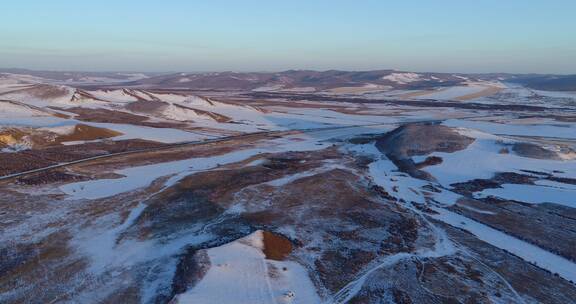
xmin=382 ymin=72 xmax=422 ymax=84
xmin=173 ymin=231 xmax=320 ymax=304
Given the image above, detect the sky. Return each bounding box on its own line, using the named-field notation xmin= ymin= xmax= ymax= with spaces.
xmin=1 ymin=0 xmax=575 ymax=74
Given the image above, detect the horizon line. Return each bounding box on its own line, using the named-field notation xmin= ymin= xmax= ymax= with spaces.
xmin=0 ymin=66 xmax=573 ymax=76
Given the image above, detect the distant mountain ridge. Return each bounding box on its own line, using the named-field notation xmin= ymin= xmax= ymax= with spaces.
xmin=509 ymin=75 xmax=576 ymax=91
xmin=0 ymin=68 xmax=150 ymax=84
xmin=2 ymin=68 xmax=574 ymax=91
xmin=127 ymin=70 xmax=477 ymax=91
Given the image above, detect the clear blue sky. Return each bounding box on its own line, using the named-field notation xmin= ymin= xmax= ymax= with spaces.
xmin=1 ymin=0 xmax=575 ymax=73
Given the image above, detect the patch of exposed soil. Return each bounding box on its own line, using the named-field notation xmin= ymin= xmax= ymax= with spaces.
xmin=0 ymin=128 xmax=27 ymax=147
xmin=55 ymin=124 xmax=122 ymax=143
xmin=262 ymin=231 xmax=293 ymax=261
xmin=0 ymin=124 xmax=120 ymax=150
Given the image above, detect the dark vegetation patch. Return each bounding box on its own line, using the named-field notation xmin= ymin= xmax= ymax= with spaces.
xmin=518 ymin=114 xmax=576 ymax=123
xmin=347 ymin=134 xmax=382 ymax=145
xmin=513 ymin=74 xmax=576 ymax=91
xmin=451 ymin=170 xmax=576 ymax=197
xmin=348 ymin=256 xmax=501 ymax=304
xmin=262 ymin=157 xmax=302 ymax=170
xmin=414 ymin=156 xmax=443 ymax=169
xmin=375 ymin=123 xmax=473 ymax=181
xmin=512 ymin=142 xmax=560 ymax=160
xmin=170 ymin=249 xmax=210 ymax=298
xmin=519 ymin=169 xmax=576 ymax=185
xmin=450 ymin=172 xmax=536 ymax=196
xmin=58 ymin=107 xmax=149 ymax=123
xmin=247 ymin=91 xmax=557 ymax=112
xmin=450 ymin=197 xmax=576 ymax=261
xmin=55 ymin=107 xmax=186 ymax=128
xmin=0 ymin=231 xmax=88 ymax=304
xmin=437 ymin=221 xmax=576 ymax=302
xmin=0 ymin=139 xmax=163 ymax=177
xmin=15 ymin=170 xmax=87 ymax=185
xmin=124 ymin=100 xmax=167 ymax=113
xmin=376 ymin=123 xmax=473 ymax=158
